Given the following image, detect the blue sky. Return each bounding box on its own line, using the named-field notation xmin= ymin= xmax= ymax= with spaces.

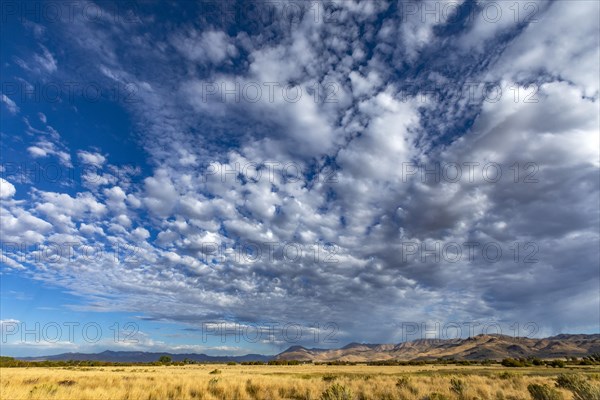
xmin=1 ymin=0 xmax=599 ymax=357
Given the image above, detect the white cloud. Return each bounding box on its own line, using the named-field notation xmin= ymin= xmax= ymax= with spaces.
xmin=78 ymin=151 xmax=107 ymax=166
xmin=0 ymin=206 xmax=53 ymax=243
xmin=132 ymin=227 xmax=150 ymax=240
xmin=143 ymin=170 xmax=178 ymax=217
xmin=35 ymin=191 xmax=107 ymax=231
xmin=1 ymin=94 xmax=19 ymax=115
xmin=397 ymin=0 xmax=466 ymax=61
xmin=27 ymin=139 xmax=72 ymax=167
xmin=79 ymin=222 xmax=105 ymax=236
xmin=487 ymin=1 xmax=599 ymax=98
xmin=349 ymin=70 xmax=382 ymax=97
xmin=116 ymin=214 xmax=132 ymax=228
xmin=172 ymin=29 xmax=238 ymax=64
xmin=0 ymin=178 xmax=16 ymax=199
xmin=458 ymin=1 xmax=547 ymax=53
xmin=34 ymin=45 xmax=57 ymax=73
xmin=15 ymin=45 xmax=57 ymax=75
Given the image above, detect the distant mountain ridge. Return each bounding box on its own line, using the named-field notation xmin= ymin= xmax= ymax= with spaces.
xmin=15 ymin=334 xmax=600 ymax=363
xmin=18 ymin=350 xmax=272 ymax=363
xmin=275 ymin=334 xmax=600 ymax=362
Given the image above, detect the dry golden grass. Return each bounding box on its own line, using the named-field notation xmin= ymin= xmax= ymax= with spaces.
xmin=2 ymin=364 xmax=599 ymax=400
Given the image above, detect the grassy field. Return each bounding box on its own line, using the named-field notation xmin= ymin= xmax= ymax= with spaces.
xmin=2 ymin=364 xmax=599 ymax=400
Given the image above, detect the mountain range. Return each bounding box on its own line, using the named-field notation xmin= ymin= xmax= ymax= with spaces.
xmin=275 ymin=334 xmax=600 ymax=362
xmin=15 ymin=334 xmax=600 ymax=363
xmin=18 ymin=350 xmax=271 ymax=363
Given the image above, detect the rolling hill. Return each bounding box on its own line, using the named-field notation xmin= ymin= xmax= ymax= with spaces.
xmin=15 ymin=334 xmax=599 ymax=363
xmin=275 ymin=334 xmax=600 ymax=362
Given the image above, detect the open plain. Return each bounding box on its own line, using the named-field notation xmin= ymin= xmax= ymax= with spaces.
xmin=2 ymin=364 xmax=600 ymax=400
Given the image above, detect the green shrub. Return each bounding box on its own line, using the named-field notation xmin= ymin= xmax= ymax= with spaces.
xmin=502 ymin=358 xmax=519 ymax=367
xmin=207 ymin=378 xmax=223 ymax=397
xmin=396 ymin=376 xmax=411 ymax=388
xmin=245 ymin=379 xmax=259 ymax=396
xmin=502 ymin=358 xmax=528 ymax=367
xmin=321 ymin=383 xmax=353 ymax=400
xmin=547 ymin=360 xmax=565 ymax=368
xmin=556 ymin=373 xmax=585 ymax=388
xmin=158 ymin=355 xmax=172 ymax=364
xmin=450 ymin=377 xmax=466 ymax=396
xmin=555 ymin=374 xmax=600 ymax=400
xmin=527 ymin=383 xmax=563 ymax=400
xmin=498 ymin=371 xmax=517 ymax=380
xmin=396 ymin=375 xmax=418 ymax=394
xmin=424 ymin=393 xmax=450 ymax=400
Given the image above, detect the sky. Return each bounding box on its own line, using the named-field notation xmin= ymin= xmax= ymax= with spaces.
xmin=0 ymin=0 xmax=599 ymax=358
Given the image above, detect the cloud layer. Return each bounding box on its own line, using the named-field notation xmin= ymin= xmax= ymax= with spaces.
xmin=1 ymin=0 xmax=598 ymax=349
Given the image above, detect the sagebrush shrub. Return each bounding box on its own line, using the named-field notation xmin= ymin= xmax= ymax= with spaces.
xmin=450 ymin=377 xmax=466 ymax=396
xmin=245 ymin=379 xmax=260 ymax=396
xmin=527 ymin=383 xmax=563 ymax=400
xmin=424 ymin=393 xmax=450 ymax=400
xmin=555 ymin=374 xmax=600 ymax=400
xmin=321 ymin=383 xmax=353 ymax=400
xmin=396 ymin=376 xmax=411 ymax=388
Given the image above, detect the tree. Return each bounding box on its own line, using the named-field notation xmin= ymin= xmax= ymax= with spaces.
xmin=548 ymin=359 xmax=565 ymax=368
xmin=158 ymin=355 xmax=172 ymax=364
xmin=502 ymin=358 xmax=525 ymax=367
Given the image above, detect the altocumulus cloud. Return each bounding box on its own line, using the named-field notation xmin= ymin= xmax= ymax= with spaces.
xmin=0 ymin=0 xmax=598 ymax=349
